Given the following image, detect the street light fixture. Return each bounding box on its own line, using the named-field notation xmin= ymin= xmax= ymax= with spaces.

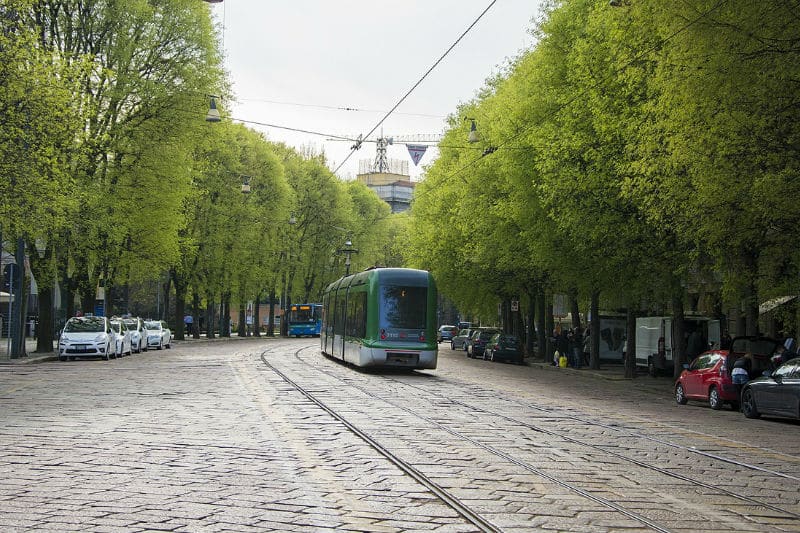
xmin=465 ymin=117 xmax=479 ymax=143
xmin=338 ymin=239 xmax=359 ymax=277
xmin=206 ymin=96 xmax=221 ymax=122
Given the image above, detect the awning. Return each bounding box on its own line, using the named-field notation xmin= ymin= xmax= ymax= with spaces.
xmin=0 ymin=291 xmax=12 ymax=304
xmin=759 ymin=295 xmax=797 ymax=315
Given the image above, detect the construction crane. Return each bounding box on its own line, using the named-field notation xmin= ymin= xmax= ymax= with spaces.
xmin=330 ymin=132 xmax=442 ymax=174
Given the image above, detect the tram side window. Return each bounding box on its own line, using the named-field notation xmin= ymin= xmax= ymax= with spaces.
xmin=346 ymin=292 xmax=367 ymax=338
xmin=335 ymin=292 xmax=346 ymax=336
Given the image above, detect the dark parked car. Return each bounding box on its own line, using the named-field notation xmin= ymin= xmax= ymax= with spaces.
xmin=484 ymin=333 xmax=523 ymax=364
xmin=437 ymin=325 xmax=459 ymax=343
xmin=451 ymin=328 xmax=475 ymax=351
xmin=466 ymin=328 xmax=501 ymax=359
xmin=741 ymin=357 xmax=800 ymax=420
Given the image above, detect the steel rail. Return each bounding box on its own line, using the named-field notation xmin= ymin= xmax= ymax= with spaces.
xmin=295 ymin=349 xmax=676 ymax=533
xmin=260 ymin=349 xmax=501 ymax=533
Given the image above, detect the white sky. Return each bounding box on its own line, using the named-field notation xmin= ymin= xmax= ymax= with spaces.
xmin=208 ymin=1 xmax=542 ymax=181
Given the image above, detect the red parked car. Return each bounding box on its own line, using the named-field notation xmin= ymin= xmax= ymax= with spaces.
xmin=675 ymin=336 xmax=779 ymax=410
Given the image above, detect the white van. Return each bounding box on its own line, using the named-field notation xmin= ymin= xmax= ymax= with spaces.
xmin=635 ymin=316 xmax=721 ymax=376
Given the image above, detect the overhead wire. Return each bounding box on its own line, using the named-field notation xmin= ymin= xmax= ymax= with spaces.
xmin=238 ymin=98 xmax=446 ymax=119
xmin=332 ymin=0 xmax=500 ymax=175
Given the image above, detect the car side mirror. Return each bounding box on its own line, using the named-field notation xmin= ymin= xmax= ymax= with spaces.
xmin=682 ymin=363 xmax=689 ymax=370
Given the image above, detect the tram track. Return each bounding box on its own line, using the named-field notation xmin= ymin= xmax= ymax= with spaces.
xmin=264 ymin=347 xmax=685 ymax=532
xmin=260 ymin=347 xmax=501 ymax=533
xmin=285 ymin=345 xmax=800 ymax=531
xmin=374 ymin=372 xmax=800 ymax=520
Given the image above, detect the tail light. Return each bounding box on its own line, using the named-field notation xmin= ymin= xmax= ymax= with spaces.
xmin=419 ymin=332 xmax=425 ymax=341
xmin=719 ymin=363 xmax=729 ymax=377
xmin=380 ymin=329 xmax=387 ymax=340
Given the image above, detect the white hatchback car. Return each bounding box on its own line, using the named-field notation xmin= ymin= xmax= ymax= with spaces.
xmin=110 ymin=319 xmax=132 ymax=357
xmin=58 ymin=316 xmax=115 ymax=361
xmin=123 ymin=317 xmax=148 ymax=353
xmin=145 ymin=320 xmax=172 ymax=350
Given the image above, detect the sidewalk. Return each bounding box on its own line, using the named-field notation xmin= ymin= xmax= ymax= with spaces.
xmin=0 ymin=333 xmax=275 ymax=365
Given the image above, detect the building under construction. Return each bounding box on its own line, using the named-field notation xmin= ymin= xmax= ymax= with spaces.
xmin=355 ymin=136 xmax=418 ymax=213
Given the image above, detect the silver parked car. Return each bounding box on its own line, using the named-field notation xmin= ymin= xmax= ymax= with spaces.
xmin=145 ymin=320 xmax=172 ymax=350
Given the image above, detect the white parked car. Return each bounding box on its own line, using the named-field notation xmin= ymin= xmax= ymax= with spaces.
xmin=145 ymin=320 xmax=172 ymax=350
xmin=110 ymin=319 xmax=132 ymax=357
xmin=58 ymin=316 xmax=115 ymax=361
xmin=123 ymin=317 xmax=148 ymax=353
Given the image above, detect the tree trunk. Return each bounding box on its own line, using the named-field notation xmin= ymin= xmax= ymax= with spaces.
xmin=172 ymin=269 xmax=187 ymax=341
xmin=36 ymin=285 xmax=54 ymax=353
xmin=590 ymin=290 xmax=600 ymax=370
xmin=525 ymin=289 xmax=535 ymax=358
xmin=536 ymin=286 xmax=546 ymax=360
xmin=545 ymin=293 xmax=554 ymax=363
xmin=625 ymin=305 xmax=636 ymax=379
xmin=569 ymin=290 xmax=581 ymax=331
xmin=192 ymin=291 xmax=201 ymax=339
xmin=205 ymin=296 xmax=216 ymax=339
xmin=253 ymin=290 xmax=262 ymax=337
xmin=672 ymin=293 xmax=686 ymax=378
xmin=237 ymin=298 xmax=247 ymax=337
xmin=267 ymin=286 xmax=277 ymax=337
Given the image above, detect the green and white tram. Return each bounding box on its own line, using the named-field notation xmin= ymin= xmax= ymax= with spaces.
xmin=321 ymin=268 xmax=438 ymax=369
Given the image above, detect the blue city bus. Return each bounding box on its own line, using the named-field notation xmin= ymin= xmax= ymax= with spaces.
xmin=287 ymin=303 xmax=322 ymax=337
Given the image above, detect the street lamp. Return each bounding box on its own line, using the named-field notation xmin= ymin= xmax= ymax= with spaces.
xmin=206 ymin=96 xmax=222 ymax=122
xmin=337 ymin=239 xmax=359 ymax=277
xmin=464 ymin=117 xmax=479 ymax=143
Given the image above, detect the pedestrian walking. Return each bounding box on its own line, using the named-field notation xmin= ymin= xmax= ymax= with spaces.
xmin=184 ymin=313 xmax=193 ymax=336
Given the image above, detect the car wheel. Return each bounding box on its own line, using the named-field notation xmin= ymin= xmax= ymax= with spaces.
xmin=450 ymin=341 xmax=455 ymax=350
xmin=648 ymin=359 xmax=657 ymax=377
xmin=675 ymin=383 xmax=688 ymax=405
xmin=59 ymin=356 xmax=67 ymax=362
xmin=157 ymin=341 xmax=163 ymax=350
xmin=708 ymin=387 xmax=723 ymax=410
xmin=741 ymin=388 xmax=761 ymax=419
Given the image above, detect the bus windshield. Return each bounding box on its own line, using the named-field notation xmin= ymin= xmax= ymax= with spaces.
xmin=379 ymin=286 xmax=427 ymax=330
xmin=289 ymin=304 xmax=320 ymax=324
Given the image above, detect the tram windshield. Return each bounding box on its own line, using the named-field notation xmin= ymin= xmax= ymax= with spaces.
xmin=379 ymin=286 xmax=427 ymax=330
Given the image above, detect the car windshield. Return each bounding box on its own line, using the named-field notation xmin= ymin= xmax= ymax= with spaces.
xmin=145 ymin=321 xmax=161 ymax=330
xmin=123 ymin=320 xmax=137 ymax=328
xmin=64 ymin=317 xmax=105 ymax=333
xmin=110 ymin=322 xmax=122 ymax=333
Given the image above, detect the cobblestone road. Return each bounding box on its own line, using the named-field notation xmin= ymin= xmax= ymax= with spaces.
xmin=1 ymin=338 xmax=799 ymax=532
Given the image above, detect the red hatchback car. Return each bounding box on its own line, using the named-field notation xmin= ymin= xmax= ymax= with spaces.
xmin=675 ymin=350 xmax=738 ymax=410
xmin=675 ymin=336 xmax=779 ymax=410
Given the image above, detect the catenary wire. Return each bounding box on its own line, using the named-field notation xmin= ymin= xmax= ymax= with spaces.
xmin=332 ymin=0 xmax=500 ymax=175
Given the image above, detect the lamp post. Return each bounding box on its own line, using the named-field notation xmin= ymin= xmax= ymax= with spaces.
xmin=338 ymin=239 xmax=359 ymax=277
